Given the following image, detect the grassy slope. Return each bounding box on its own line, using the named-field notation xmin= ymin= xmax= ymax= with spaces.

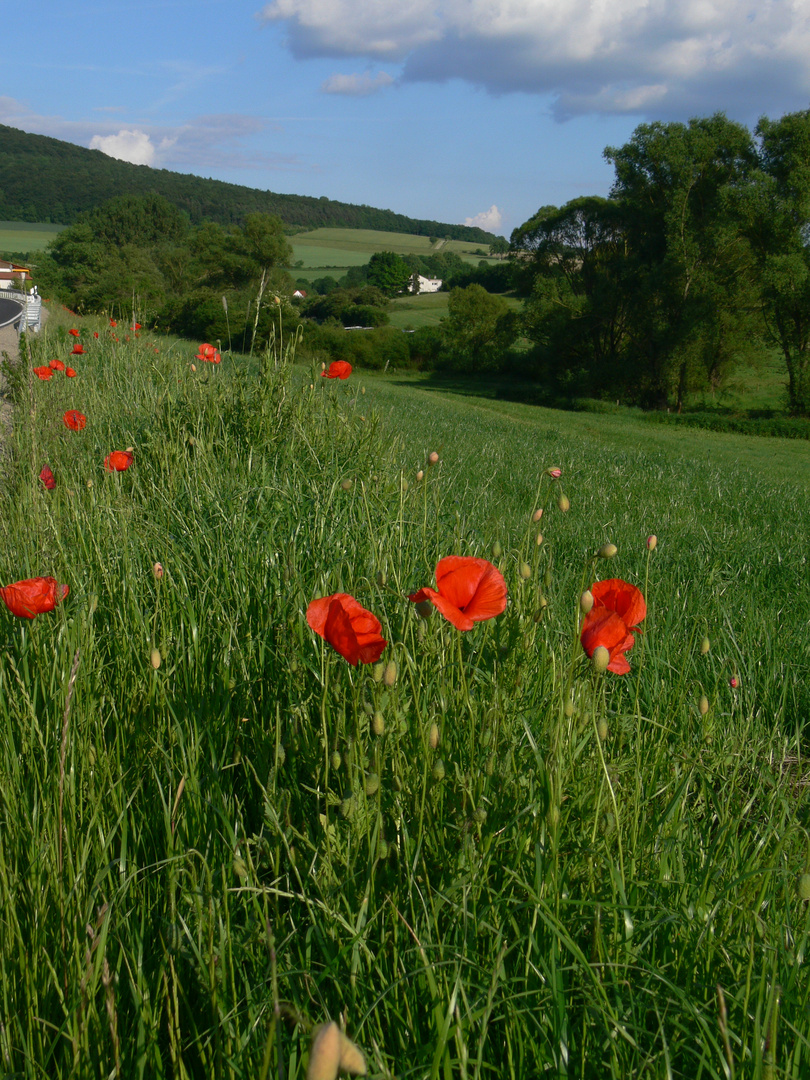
xmin=1 ymin=311 xmax=808 ymax=1076
xmin=0 ymin=220 xmax=63 ymax=254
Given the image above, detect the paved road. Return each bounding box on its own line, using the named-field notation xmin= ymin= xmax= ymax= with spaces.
xmin=0 ymin=295 xmax=23 ymax=329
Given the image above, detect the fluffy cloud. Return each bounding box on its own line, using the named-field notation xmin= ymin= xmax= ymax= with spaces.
xmin=464 ymin=205 xmax=503 ymax=231
xmin=321 ymin=71 xmax=394 ymax=95
xmin=89 ymin=129 xmax=165 ymax=166
xmin=256 ymin=0 xmax=810 ymax=119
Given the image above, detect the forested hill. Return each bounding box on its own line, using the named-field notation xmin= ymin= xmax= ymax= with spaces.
xmin=0 ymin=124 xmax=494 ymax=242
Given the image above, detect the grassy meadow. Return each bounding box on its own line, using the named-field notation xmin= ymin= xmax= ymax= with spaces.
xmin=0 ymin=308 xmax=809 ymax=1078
xmin=290 ymin=228 xmax=494 ymax=277
xmin=0 ymin=220 xmax=64 ymax=255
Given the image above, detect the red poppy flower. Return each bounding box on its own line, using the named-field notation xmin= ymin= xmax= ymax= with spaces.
xmin=133 ymin=322 xmax=141 ymax=330
xmin=0 ymin=576 xmax=69 ymax=619
xmin=65 ymin=367 xmax=77 ymax=378
xmin=409 ymin=556 xmax=508 ymax=631
xmin=104 ymin=450 xmax=134 ymax=472
xmin=40 ymin=465 xmax=56 ymax=490
xmin=580 ymin=578 xmax=646 ymax=675
xmin=109 ymin=319 xmax=117 ymax=327
xmin=68 ymin=328 xmax=80 ymax=337
xmin=93 ymin=332 xmax=99 ymax=339
xmin=63 ymin=410 xmax=87 ymax=431
xmin=70 ymin=344 xmax=85 ymax=355
xmin=196 ymin=343 xmax=221 ymax=364
xmin=306 ymin=593 xmax=387 ymax=665
xmin=321 ymin=360 xmax=352 ymax=380
xmin=33 ymin=366 xmax=52 ymax=380
xmin=49 ymin=358 xmax=66 ymax=372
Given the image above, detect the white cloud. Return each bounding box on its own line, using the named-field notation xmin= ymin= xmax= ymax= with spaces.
xmin=464 ymin=205 xmax=503 ymax=231
xmin=90 ymin=129 xmax=161 ymax=166
xmin=321 ymin=71 xmax=394 ymax=95
xmin=255 ymin=0 xmax=810 ymax=119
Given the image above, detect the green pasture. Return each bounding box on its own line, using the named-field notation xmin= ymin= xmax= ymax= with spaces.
xmin=0 ymin=310 xmax=809 ymax=1077
xmin=0 ymin=219 xmax=64 ymax=255
xmin=290 ymin=227 xmax=493 ymax=269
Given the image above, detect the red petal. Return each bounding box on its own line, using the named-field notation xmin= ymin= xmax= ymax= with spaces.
xmin=591 ymin=578 xmax=646 ymax=628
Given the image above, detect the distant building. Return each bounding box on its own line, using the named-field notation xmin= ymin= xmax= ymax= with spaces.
xmin=410 ymin=274 xmax=442 ymax=294
xmin=0 ymin=261 xmax=31 ymax=289
xmin=293 ymin=289 xmax=307 ymax=299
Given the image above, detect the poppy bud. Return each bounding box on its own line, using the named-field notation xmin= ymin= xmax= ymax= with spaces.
xmin=428 ymin=722 xmax=439 ymax=749
xmin=376 ymin=569 xmax=386 ymax=587
xmin=307 ymin=1022 xmax=341 ymax=1080
xmin=597 ymin=543 xmax=618 ymax=559
xmin=546 ymin=467 xmax=562 ymax=479
xmin=700 ymin=636 xmax=710 ymax=655
xmin=372 ymin=710 xmax=385 ymax=736
xmin=563 ymin=700 xmax=575 ymax=718
xmin=472 ymin=807 xmax=487 ymax=824
xmin=597 ymin=718 xmax=608 ymax=741
xmin=414 ymin=599 xmax=433 ymax=619
xmin=729 ymin=676 xmax=739 ymax=689
xmin=383 ymin=660 xmax=397 ymax=687
xmin=799 ymin=874 xmax=810 ymax=902
xmin=153 ymin=562 xmax=164 ymax=580
xmin=233 ymin=855 xmax=248 ymax=879
xmin=372 ymin=662 xmax=384 ymax=683
xmin=341 ymin=478 xmax=352 ymax=491
xmin=699 ymin=695 xmax=709 ymax=716
xmin=646 ymin=535 xmax=657 ymax=550
xmin=88 ymin=594 xmax=98 ymax=616
xmin=190 ymin=362 xmax=197 ymax=372
xmin=330 ymin=751 xmax=341 ymax=770
xmin=150 ymin=648 xmax=162 ymax=670
xmin=580 ymin=590 xmax=594 ymax=614
xmin=532 ymin=508 xmax=543 ymax=523
xmin=416 ymin=469 xmax=424 ymax=481
xmin=558 ymin=494 xmax=570 ymax=512
xmin=491 ymin=540 xmax=502 ymax=558
xmin=535 ymin=532 xmax=544 ymax=546
xmin=401 ymin=478 xmax=409 ymax=492
xmin=519 ymin=562 xmax=531 ymax=580
xmin=432 ymin=759 xmax=445 ymax=781
xmin=592 ymin=646 xmax=610 ymax=673
xmin=428 ymin=451 xmax=439 ymax=465
xmin=339 ymin=796 xmax=354 ymax=818
xmin=364 ymin=772 xmax=380 ymax=796
xmin=376 ymin=838 xmax=389 ymax=860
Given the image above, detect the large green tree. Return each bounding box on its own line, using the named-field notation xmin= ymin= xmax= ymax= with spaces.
xmin=747 ymin=110 xmax=810 ymax=414
xmin=366 ymin=251 xmax=411 ymax=296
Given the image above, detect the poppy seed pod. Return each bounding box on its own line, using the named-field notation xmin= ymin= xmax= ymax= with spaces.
xmin=307 ymin=1022 xmax=342 ymax=1080
xmin=597 ymin=543 xmax=618 ymax=559
xmin=592 ymin=646 xmax=610 ymax=673
xmin=580 ymin=590 xmax=594 ymax=614
xmin=558 ymin=494 xmax=570 ymax=512
xmin=646 ymin=534 xmax=657 ymax=550
xmin=383 ymin=660 xmax=397 ymax=687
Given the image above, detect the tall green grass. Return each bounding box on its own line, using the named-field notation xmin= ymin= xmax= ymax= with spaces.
xmin=0 ymin=316 xmax=808 ymax=1078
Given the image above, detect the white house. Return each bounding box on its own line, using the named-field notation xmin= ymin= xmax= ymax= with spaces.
xmin=410 ymin=275 xmax=442 ymax=294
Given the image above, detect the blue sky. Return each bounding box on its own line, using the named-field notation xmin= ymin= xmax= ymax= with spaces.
xmin=3 ymin=0 xmax=810 ymax=238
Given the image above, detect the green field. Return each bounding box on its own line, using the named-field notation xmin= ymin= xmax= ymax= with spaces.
xmin=0 ymin=219 xmax=64 ymax=255
xmin=290 ymin=226 xmax=494 ymax=270
xmin=1 ymin=307 xmax=808 ymax=1076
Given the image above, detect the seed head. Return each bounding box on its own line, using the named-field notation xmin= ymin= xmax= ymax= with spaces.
xmin=597 ymin=543 xmax=618 ymax=559
xmin=339 ymin=1031 xmax=367 ymax=1075
xmin=592 ymin=646 xmax=610 ymax=673
xmin=580 ymin=589 xmax=594 ymax=614
xmin=307 ymin=1022 xmax=341 ymax=1080
xmin=646 ymin=534 xmax=657 ymax=550
xmin=558 ymin=494 xmax=570 ymax=512
xmin=383 ymin=660 xmax=398 ymax=687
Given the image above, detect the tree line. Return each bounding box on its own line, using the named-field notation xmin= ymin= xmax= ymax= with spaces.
xmin=511 ymin=109 xmax=810 ymax=415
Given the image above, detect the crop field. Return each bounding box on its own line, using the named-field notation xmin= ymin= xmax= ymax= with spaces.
xmin=1 ymin=309 xmax=809 ymax=1078
xmin=0 ymin=219 xmax=64 ymax=255
xmin=290 ymin=227 xmax=493 ymax=270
